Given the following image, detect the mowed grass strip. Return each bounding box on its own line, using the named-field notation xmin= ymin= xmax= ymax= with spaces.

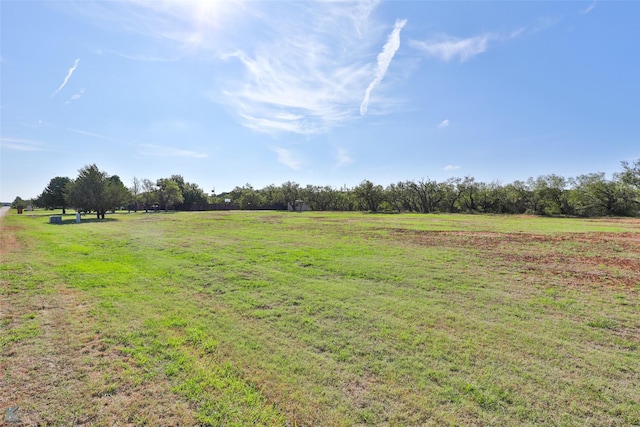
xmin=1 ymin=211 xmax=639 ymax=426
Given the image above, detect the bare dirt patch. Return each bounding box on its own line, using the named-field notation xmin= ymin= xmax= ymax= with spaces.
xmin=0 ymin=225 xmax=23 ymax=256
xmin=389 ymin=229 xmax=640 ymax=289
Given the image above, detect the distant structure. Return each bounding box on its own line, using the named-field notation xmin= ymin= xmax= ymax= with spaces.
xmin=288 ymin=200 xmax=309 ymax=212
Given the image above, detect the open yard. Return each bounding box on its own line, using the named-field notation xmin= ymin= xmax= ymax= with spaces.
xmin=1 ymin=211 xmax=639 ymax=426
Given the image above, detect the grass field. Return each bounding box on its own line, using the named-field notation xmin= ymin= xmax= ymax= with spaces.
xmin=1 ymin=210 xmax=639 ymax=426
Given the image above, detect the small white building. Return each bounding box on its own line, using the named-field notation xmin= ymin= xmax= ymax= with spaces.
xmin=288 ymin=200 xmax=310 ymax=212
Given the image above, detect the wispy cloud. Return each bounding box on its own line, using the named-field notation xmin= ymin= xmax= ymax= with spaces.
xmin=531 ymin=16 xmax=562 ymax=33
xmin=438 ymin=119 xmax=449 ymax=128
xmin=51 ymin=58 xmax=80 ymax=98
xmin=219 ymin=2 xmax=405 ymax=134
xmin=66 ymin=127 xmax=129 ymax=145
xmin=139 ymin=144 xmax=207 ymax=159
xmin=443 ymin=165 xmax=461 ymax=171
xmin=70 ymin=1 xmax=407 ymax=134
xmin=65 ymin=88 xmax=86 ymax=105
xmin=411 ymin=24 xmax=534 ymax=63
xmin=360 ymin=19 xmax=406 ymax=116
xmin=272 ymin=147 xmax=302 ymax=170
xmin=0 ymin=137 xmax=46 ymax=151
xmin=411 ymin=34 xmax=491 ymax=63
xmin=335 ymin=147 xmax=353 ymax=168
xmin=580 ymin=0 xmax=597 ymax=15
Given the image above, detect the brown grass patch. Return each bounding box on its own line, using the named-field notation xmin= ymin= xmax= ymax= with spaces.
xmin=389 ymin=229 xmax=640 ymax=289
xmin=0 ymin=284 xmax=198 ymax=425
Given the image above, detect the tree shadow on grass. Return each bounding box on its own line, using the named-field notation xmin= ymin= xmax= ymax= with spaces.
xmin=49 ymin=217 xmax=119 ymax=225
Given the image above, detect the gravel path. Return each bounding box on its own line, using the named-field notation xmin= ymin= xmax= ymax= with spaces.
xmin=0 ymin=206 xmax=10 ymax=219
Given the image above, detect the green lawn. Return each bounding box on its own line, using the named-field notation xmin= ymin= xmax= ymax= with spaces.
xmin=1 ymin=211 xmax=639 ymax=426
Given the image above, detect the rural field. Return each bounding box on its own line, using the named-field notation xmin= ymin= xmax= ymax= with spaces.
xmin=1 ymin=210 xmax=639 ymax=426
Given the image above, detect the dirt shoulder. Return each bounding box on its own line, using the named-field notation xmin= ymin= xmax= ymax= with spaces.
xmin=0 ymin=206 xmax=10 ymax=219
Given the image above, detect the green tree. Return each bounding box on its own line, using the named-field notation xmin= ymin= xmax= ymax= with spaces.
xmin=141 ymin=179 xmax=159 ymax=211
xmin=181 ymin=182 xmax=208 ymax=207
xmin=261 ymin=184 xmax=283 ymax=206
xmin=571 ymin=173 xmax=637 ymax=217
xmin=620 ymin=160 xmax=640 ymax=213
xmin=232 ymin=184 xmax=264 ymax=209
xmin=278 ymin=181 xmax=300 ymax=210
xmin=130 ymin=177 xmax=142 ymax=212
xmin=406 ymin=179 xmax=444 ymax=213
xmin=301 ymin=185 xmax=336 ymax=211
xmin=529 ymin=175 xmax=571 ymax=215
xmin=457 ymin=177 xmax=479 ymax=212
xmin=439 ymin=177 xmax=462 ymax=213
xmin=40 ymin=176 xmax=71 ymax=213
xmin=66 ymin=165 xmax=130 ymax=219
xmin=330 ymin=186 xmax=356 ymax=211
xmin=104 ymin=175 xmax=131 ymax=212
xmin=67 ymin=164 xmax=108 ymax=219
xmin=163 ymin=174 xmax=207 ymax=208
xmin=353 ymin=180 xmax=384 ymax=212
xmin=156 ymin=179 xmax=184 ymax=211
xmin=11 ymin=196 xmax=25 ymax=209
xmin=620 ymin=159 xmax=640 ymax=189
xmin=385 ymin=183 xmax=408 ymax=213
xmin=476 ymin=181 xmax=506 ymax=213
xmin=504 ymin=180 xmax=532 ymax=214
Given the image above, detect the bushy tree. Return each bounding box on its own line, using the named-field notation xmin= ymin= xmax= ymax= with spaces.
xmin=354 ymin=180 xmax=384 ymax=212
xmin=105 ymin=175 xmax=130 ymax=212
xmin=40 ymin=176 xmax=71 ymax=213
xmin=571 ymin=173 xmax=638 ymax=216
xmin=280 ymin=181 xmax=300 ymax=210
xmin=11 ymin=196 xmax=25 ymax=209
xmin=620 ymin=160 xmax=640 ymax=189
xmin=528 ymin=175 xmax=571 ymax=215
xmin=68 ymin=164 xmax=108 ymax=218
xmin=181 ymin=182 xmax=208 ymax=207
xmin=156 ymin=179 xmax=184 ymax=211
xmin=232 ymin=184 xmax=264 ymax=209
xmin=301 ymin=185 xmax=336 ymax=211
xmin=67 ymin=164 xmax=130 ymax=219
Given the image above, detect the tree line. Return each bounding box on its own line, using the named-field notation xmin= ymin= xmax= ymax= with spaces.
xmin=11 ymin=160 xmax=640 ymax=217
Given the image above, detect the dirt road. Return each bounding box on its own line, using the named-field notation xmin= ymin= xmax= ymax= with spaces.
xmin=0 ymin=206 xmax=10 ymax=219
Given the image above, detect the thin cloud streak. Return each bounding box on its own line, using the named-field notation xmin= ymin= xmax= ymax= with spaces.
xmin=66 ymin=127 xmax=129 ymax=145
xmin=273 ymin=147 xmax=301 ymax=170
xmin=51 ymin=58 xmax=80 ymax=98
xmin=360 ymin=19 xmax=406 ymax=116
xmin=581 ymin=1 xmax=597 ymax=15
xmin=139 ymin=144 xmax=207 ymax=159
xmin=438 ymin=119 xmax=449 ymax=128
xmin=411 ymin=34 xmax=490 ymax=63
xmin=411 ymin=24 xmax=534 ymax=63
xmin=443 ymin=165 xmax=461 ymax=171
xmin=1 ymin=137 xmax=46 ymax=151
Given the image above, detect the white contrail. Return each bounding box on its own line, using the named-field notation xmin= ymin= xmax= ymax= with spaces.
xmin=360 ymin=19 xmax=406 ymax=116
xmin=51 ymin=58 xmax=80 ymax=98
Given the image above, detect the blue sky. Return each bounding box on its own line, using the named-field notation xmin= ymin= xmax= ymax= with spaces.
xmin=1 ymin=0 xmax=639 ymax=201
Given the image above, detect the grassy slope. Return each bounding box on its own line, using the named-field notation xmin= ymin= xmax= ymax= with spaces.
xmin=1 ymin=211 xmax=638 ymax=426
